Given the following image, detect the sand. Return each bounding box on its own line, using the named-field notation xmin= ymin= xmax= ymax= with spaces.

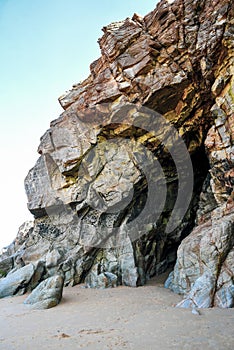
xmin=0 ymin=272 xmax=233 ymax=350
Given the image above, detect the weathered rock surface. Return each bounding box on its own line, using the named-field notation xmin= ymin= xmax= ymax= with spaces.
xmin=24 ymin=274 xmax=64 ymax=309
xmin=0 ymin=0 xmax=233 ymax=308
xmin=166 ymin=9 xmax=234 ymax=307
xmin=167 ymin=212 xmax=234 ymax=307
xmin=85 ymin=271 xmax=117 ymax=289
xmin=0 ymin=263 xmax=36 ymax=298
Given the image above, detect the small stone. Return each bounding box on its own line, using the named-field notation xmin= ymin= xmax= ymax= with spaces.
xmin=192 ymin=307 xmax=201 ymax=315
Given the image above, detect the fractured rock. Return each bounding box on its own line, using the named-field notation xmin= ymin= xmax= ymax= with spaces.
xmin=0 ymin=0 xmax=233 ymax=308
xmin=24 ymin=275 xmax=64 ymax=309
xmin=85 ymin=272 xmax=117 ymax=289
xmin=0 ymin=264 xmax=35 ymax=298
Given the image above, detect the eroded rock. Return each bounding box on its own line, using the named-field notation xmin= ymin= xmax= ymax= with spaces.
xmin=24 ymin=274 xmax=64 ymax=309
xmin=0 ymin=0 xmax=233 ymax=308
xmin=0 ymin=264 xmax=35 ymax=298
xmin=166 ymin=9 xmax=234 ymax=307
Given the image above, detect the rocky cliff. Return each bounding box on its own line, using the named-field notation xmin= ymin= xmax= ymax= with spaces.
xmin=0 ymin=0 xmax=233 ymax=308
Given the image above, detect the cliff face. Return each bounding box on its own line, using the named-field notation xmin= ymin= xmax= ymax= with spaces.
xmin=0 ymin=0 xmax=233 ymax=308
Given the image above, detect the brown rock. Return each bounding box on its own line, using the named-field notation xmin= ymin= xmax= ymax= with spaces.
xmin=1 ymin=0 xmax=233 ymax=308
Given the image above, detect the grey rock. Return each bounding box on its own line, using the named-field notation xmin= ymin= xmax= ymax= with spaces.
xmin=0 ymin=0 xmax=233 ymax=309
xmin=176 ymin=271 xmax=216 ymax=309
xmin=119 ymin=242 xmax=138 ymax=287
xmin=0 ymin=256 xmax=14 ymax=277
xmin=85 ymin=272 xmax=117 ymax=289
xmin=214 ymin=248 xmax=234 ymax=308
xmin=24 ymin=275 xmax=64 ymax=309
xmin=164 ymin=271 xmax=173 ymax=290
xmin=215 ymin=284 xmax=234 ymax=308
xmin=28 ymin=261 xmax=45 ymax=291
xmin=0 ymin=264 xmax=35 ymax=298
xmin=168 ymin=212 xmax=234 ymax=308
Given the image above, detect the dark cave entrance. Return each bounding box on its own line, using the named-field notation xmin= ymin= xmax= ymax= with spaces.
xmin=133 ymin=144 xmax=210 ymax=286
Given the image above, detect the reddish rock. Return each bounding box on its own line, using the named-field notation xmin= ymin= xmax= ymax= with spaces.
xmin=0 ymin=0 xmax=233 ymax=308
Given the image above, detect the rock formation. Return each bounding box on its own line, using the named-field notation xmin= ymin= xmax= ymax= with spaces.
xmin=24 ymin=275 xmax=64 ymax=309
xmin=0 ymin=0 xmax=233 ymax=308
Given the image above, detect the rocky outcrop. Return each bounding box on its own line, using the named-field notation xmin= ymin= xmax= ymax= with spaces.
xmin=166 ymin=16 xmax=234 ymax=307
xmin=166 ymin=212 xmax=234 ymax=307
xmin=0 ymin=0 xmax=233 ymax=308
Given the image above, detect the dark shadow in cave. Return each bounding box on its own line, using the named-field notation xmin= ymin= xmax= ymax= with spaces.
xmin=132 ymin=144 xmax=210 ymax=285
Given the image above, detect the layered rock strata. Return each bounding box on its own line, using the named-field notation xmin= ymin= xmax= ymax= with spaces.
xmin=0 ymin=0 xmax=233 ymax=308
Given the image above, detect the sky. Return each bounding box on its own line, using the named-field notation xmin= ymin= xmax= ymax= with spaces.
xmin=0 ymin=0 xmax=159 ymax=249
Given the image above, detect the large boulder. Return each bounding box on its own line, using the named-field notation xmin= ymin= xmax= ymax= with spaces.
xmin=24 ymin=275 xmax=64 ymax=309
xmin=167 ymin=213 xmax=234 ymax=307
xmin=0 ymin=264 xmax=35 ymax=298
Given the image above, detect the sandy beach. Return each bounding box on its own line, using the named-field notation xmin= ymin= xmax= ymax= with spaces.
xmin=0 ymin=273 xmax=233 ymax=350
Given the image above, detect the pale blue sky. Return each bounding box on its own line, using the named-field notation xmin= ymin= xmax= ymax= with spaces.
xmin=0 ymin=0 xmax=158 ymax=248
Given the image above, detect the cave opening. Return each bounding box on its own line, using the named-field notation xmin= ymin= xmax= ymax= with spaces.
xmin=132 ymin=143 xmax=211 ymax=285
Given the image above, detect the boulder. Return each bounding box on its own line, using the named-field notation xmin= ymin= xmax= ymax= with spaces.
xmin=0 ymin=264 xmax=35 ymax=298
xmin=24 ymin=275 xmax=64 ymax=309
